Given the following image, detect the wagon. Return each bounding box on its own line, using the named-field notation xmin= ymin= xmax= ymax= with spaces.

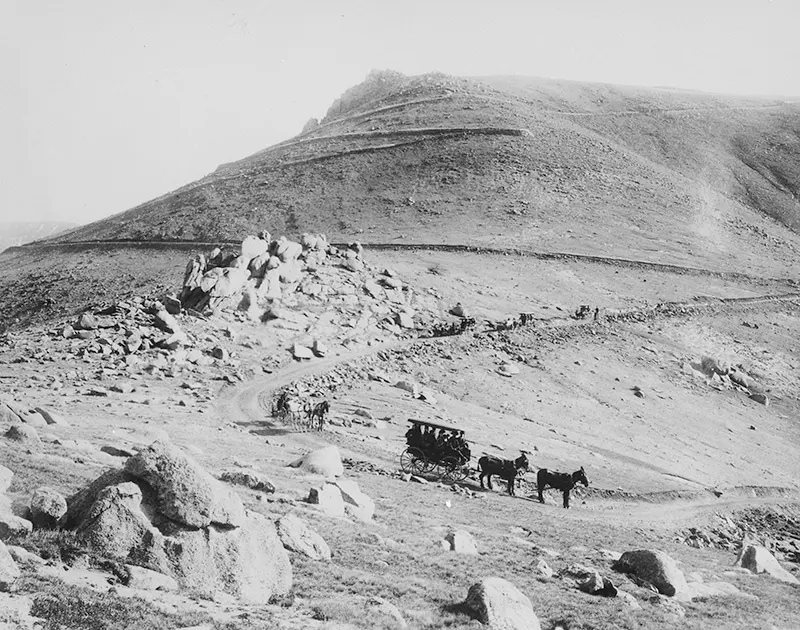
xmin=400 ymin=418 xmax=471 ymax=483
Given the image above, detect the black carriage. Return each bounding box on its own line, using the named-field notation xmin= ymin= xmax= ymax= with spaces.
xmin=400 ymin=419 xmax=471 ymax=483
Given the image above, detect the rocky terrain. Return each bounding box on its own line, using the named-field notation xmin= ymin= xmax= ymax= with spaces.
xmin=0 ymin=71 xmax=799 ymax=629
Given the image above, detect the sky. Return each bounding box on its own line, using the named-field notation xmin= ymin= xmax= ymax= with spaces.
xmin=2 ymin=0 xmax=799 ymax=226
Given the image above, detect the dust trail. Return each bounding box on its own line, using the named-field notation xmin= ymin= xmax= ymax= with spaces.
xmin=690 ymin=178 xmax=728 ymax=255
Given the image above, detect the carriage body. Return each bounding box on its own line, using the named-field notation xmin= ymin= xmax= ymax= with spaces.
xmin=400 ymin=418 xmax=471 ymax=482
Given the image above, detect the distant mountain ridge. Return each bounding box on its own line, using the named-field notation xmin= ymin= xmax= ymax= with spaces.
xmin=32 ymin=70 xmax=800 ymax=275
xmin=0 ymin=222 xmax=78 ymax=251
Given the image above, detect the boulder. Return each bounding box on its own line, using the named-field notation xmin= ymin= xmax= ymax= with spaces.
xmin=0 ymin=540 xmax=20 ymax=591
xmin=76 ymin=312 xmax=99 ymax=330
xmin=735 ymin=544 xmax=799 ymax=584
xmin=278 ymin=260 xmax=303 ymax=284
xmin=497 ymin=363 xmax=520 ymax=377
xmin=445 ymin=530 xmax=478 ymax=555
xmin=124 ymin=440 xmax=245 ymax=528
xmin=292 ymin=343 xmax=314 ymax=360
xmin=276 ymin=513 xmax=331 ymax=561
xmin=152 ymin=307 xmax=181 ymax=334
xmin=395 ymin=312 xmax=414 ymax=329
xmin=749 ymin=393 xmax=769 ymax=406
xmin=463 ymin=577 xmax=541 ymax=630
xmin=33 ymin=406 xmax=67 ymax=426
xmin=312 ymin=340 xmax=328 ymax=357
xmin=289 ymin=446 xmax=343 ymax=478
xmin=218 ymin=469 xmax=275 ymax=494
xmin=277 ymin=239 xmax=303 ymax=263
xmin=0 ymin=495 xmax=33 ymax=539
xmin=307 ymin=484 xmax=346 ymax=517
xmin=577 ymin=571 xmax=618 ymax=597
xmin=0 ymin=465 xmax=12 ymax=494
xmin=4 ymin=424 xmax=41 ymax=449
xmin=123 ymin=564 xmax=179 ymax=591
xmin=29 ymin=487 xmax=67 ymax=529
xmin=66 ymin=458 xmax=292 ymax=603
xmin=535 ymin=559 xmax=553 ymax=578
xmin=450 ymin=303 xmax=467 ymax=317
xmin=613 ymin=549 xmax=688 ymax=597
xmin=241 ymin=235 xmax=269 ymax=262
xmin=210 ymin=267 xmax=250 ymax=299
xmin=344 ymin=257 xmax=364 ymax=272
xmin=6 ymin=403 xmax=45 ymax=427
xmin=334 ymin=479 xmax=375 ymax=522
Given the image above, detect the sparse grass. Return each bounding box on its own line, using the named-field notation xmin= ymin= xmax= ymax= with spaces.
xmin=18 ymin=575 xmax=210 ymax=630
xmin=7 ymin=529 xmax=92 ymax=565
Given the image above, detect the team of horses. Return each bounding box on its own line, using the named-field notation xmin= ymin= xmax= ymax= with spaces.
xmin=273 ymin=392 xmax=329 ymax=431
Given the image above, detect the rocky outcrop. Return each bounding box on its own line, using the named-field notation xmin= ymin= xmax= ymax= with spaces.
xmin=218 ymin=469 xmax=275 ymax=494
xmin=64 ymin=440 xmax=292 ymax=603
xmin=612 ymin=549 xmax=688 ymax=597
xmin=463 ymin=577 xmax=541 ymax=630
xmin=3 ymin=424 xmax=41 ymax=449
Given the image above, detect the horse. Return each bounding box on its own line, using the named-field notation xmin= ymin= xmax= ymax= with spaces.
xmin=307 ymin=400 xmax=330 ymax=431
xmin=478 ymin=453 xmax=529 ymax=496
xmin=536 ymin=466 xmax=589 ymax=508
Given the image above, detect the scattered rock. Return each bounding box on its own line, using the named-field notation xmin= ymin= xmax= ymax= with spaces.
xmin=445 ymin=530 xmax=478 ymax=555
xmin=219 ymin=469 xmax=276 ymax=494
xmin=612 ymin=549 xmax=688 ymax=597
xmin=33 ymin=406 xmax=67 ymax=426
xmin=29 ymin=487 xmax=67 ymax=529
xmin=749 ymin=393 xmax=769 ymax=406
xmin=307 ymin=483 xmax=346 ymax=517
xmin=735 ymin=544 xmax=799 ymax=584
xmin=0 ymin=541 xmax=20 ymax=591
xmin=577 ymin=570 xmax=618 ymax=597
xmin=292 ymin=343 xmax=314 ymax=360
xmin=497 ymin=363 xmax=520 ymax=377
xmin=535 ymin=559 xmax=553 ymax=578
xmin=463 ymin=577 xmax=541 ymax=630
xmin=276 ymin=513 xmax=331 ymax=561
xmin=4 ymin=424 xmax=41 ymax=449
xmin=123 ymin=564 xmax=179 ymax=591
xmin=289 ymin=445 xmax=344 ymax=478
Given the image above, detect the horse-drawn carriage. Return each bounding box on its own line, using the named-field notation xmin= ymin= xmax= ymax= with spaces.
xmin=400 ymin=419 xmax=471 ymax=483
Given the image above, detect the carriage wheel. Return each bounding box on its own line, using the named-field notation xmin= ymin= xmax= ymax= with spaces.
xmin=400 ymin=447 xmax=428 ymax=475
xmin=437 ymin=456 xmax=466 ymax=484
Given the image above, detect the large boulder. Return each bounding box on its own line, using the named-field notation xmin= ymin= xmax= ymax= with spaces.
xmin=463 ymin=577 xmax=541 ymax=630
xmin=613 ymin=549 xmax=688 ymax=597
xmin=124 ymin=439 xmax=245 ymax=528
xmin=289 ymin=445 xmax=344 ymax=478
xmin=276 ymin=513 xmax=331 ymax=561
xmin=277 ymin=238 xmax=303 ymax=262
xmin=735 ymin=544 xmax=799 ymax=584
xmin=66 ymin=443 xmax=292 ymax=603
xmin=0 ymin=540 xmax=20 ymax=591
xmin=241 ymin=235 xmax=269 ymax=262
xmin=29 ymin=487 xmax=67 ymax=529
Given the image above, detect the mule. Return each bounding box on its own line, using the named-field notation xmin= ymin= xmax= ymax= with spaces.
xmin=307 ymin=400 xmax=330 ymax=431
xmin=536 ymin=466 xmax=589 ymax=508
xmin=478 ymin=453 xmax=529 ymax=496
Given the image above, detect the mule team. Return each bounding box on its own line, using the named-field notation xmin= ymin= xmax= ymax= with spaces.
xmin=477 ymin=453 xmax=589 ymax=508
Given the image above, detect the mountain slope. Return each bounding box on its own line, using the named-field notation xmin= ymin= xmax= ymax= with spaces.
xmin=0 ymin=222 xmax=78 ymax=252
xmin=39 ymin=71 xmax=800 ymax=276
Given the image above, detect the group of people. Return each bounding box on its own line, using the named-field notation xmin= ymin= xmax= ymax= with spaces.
xmin=405 ymin=422 xmax=471 ymax=462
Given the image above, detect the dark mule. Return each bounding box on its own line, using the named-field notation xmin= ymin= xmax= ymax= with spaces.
xmin=536 ymin=467 xmax=589 ymax=508
xmin=307 ymin=400 xmax=330 ymax=431
xmin=478 ymin=453 xmax=529 ymax=496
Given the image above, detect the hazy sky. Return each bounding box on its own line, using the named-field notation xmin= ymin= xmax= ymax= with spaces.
xmin=2 ymin=0 xmax=798 ymax=225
